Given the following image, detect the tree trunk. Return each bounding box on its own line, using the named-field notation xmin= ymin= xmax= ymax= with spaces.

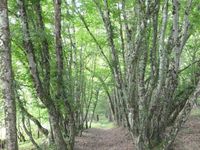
xmin=18 ymin=98 xmax=49 ymax=137
xmin=0 ymin=1 xmax=18 ymax=150
xmin=22 ymin=115 xmax=40 ymax=150
xmin=48 ymin=111 xmax=67 ymax=150
xmin=17 ymin=0 xmax=68 ymax=149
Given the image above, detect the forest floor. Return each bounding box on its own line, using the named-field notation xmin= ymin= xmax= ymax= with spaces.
xmin=74 ymin=116 xmax=200 ymax=150
xmin=74 ymin=127 xmax=134 ymax=150
xmin=173 ymin=116 xmax=200 ymax=150
xmin=17 ymin=110 xmax=200 ymax=150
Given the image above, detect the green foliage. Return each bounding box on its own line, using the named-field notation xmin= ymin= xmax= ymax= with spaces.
xmin=19 ymin=138 xmax=55 ymax=150
xmin=91 ymin=115 xmax=115 ymax=129
xmin=1 ymin=0 xmax=200 ymax=149
xmin=191 ymin=108 xmax=200 ymax=116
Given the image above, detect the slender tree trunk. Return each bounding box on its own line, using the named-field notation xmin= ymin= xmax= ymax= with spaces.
xmin=54 ymin=0 xmax=64 ymax=98
xmin=48 ymin=111 xmax=67 ymax=150
xmin=17 ymin=0 xmax=68 ymax=149
xmin=89 ymin=90 xmax=99 ymax=128
xmin=18 ymin=99 xmax=49 ymax=137
xmin=17 ymin=126 xmax=26 ymax=142
xmin=48 ymin=118 xmax=55 ymax=144
xmin=0 ymin=1 xmax=18 ymax=150
xmin=22 ymin=115 xmax=40 ymax=150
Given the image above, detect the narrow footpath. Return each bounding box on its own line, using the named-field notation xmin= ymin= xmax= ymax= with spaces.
xmin=74 ymin=127 xmax=134 ymax=150
xmin=74 ymin=116 xmax=200 ymax=150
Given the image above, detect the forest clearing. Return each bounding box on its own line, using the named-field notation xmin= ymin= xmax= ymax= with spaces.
xmin=1 ymin=0 xmax=200 ymax=150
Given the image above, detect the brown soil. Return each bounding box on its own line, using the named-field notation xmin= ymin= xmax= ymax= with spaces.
xmin=74 ymin=127 xmax=135 ymax=150
xmin=173 ymin=116 xmax=200 ymax=150
xmin=75 ymin=116 xmax=200 ymax=150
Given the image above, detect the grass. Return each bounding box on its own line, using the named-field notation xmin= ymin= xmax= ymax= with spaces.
xmin=18 ymin=138 xmax=48 ymax=150
xmin=91 ymin=116 xmax=116 ymax=129
xmin=19 ymin=141 xmax=35 ymax=150
xmin=191 ymin=107 xmax=200 ymax=116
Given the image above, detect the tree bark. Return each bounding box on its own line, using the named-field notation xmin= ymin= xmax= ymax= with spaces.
xmin=17 ymin=0 xmax=67 ymax=149
xmin=54 ymin=0 xmax=64 ymax=98
xmin=22 ymin=115 xmax=41 ymax=150
xmin=17 ymin=93 xmax=49 ymax=137
xmin=0 ymin=1 xmax=18 ymax=150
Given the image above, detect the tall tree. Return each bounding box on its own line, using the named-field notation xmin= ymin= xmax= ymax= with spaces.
xmin=0 ymin=0 xmax=18 ymax=149
xmin=17 ymin=0 xmax=68 ymax=149
xmin=92 ymin=0 xmax=200 ymax=149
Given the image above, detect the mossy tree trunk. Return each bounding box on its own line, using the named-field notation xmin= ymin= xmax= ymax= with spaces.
xmin=0 ymin=1 xmax=18 ymax=150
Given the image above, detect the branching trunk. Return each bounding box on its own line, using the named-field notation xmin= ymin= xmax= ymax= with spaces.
xmin=93 ymin=0 xmax=195 ymax=149
xmin=17 ymin=0 xmax=67 ymax=149
xmin=94 ymin=0 xmax=130 ymax=129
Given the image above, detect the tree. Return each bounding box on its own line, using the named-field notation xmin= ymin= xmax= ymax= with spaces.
xmin=0 ymin=0 xmax=18 ymax=149
xmin=0 ymin=0 xmax=199 ymax=149
xmin=16 ymin=0 xmax=68 ymax=149
xmin=91 ymin=0 xmax=200 ymax=149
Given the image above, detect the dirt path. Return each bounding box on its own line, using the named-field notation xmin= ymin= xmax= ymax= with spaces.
xmin=74 ymin=127 xmax=135 ymax=150
xmin=173 ymin=116 xmax=200 ymax=150
xmin=75 ymin=116 xmax=200 ymax=150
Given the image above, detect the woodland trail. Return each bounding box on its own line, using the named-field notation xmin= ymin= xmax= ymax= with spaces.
xmin=74 ymin=116 xmax=200 ymax=150
xmin=74 ymin=127 xmax=134 ymax=150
